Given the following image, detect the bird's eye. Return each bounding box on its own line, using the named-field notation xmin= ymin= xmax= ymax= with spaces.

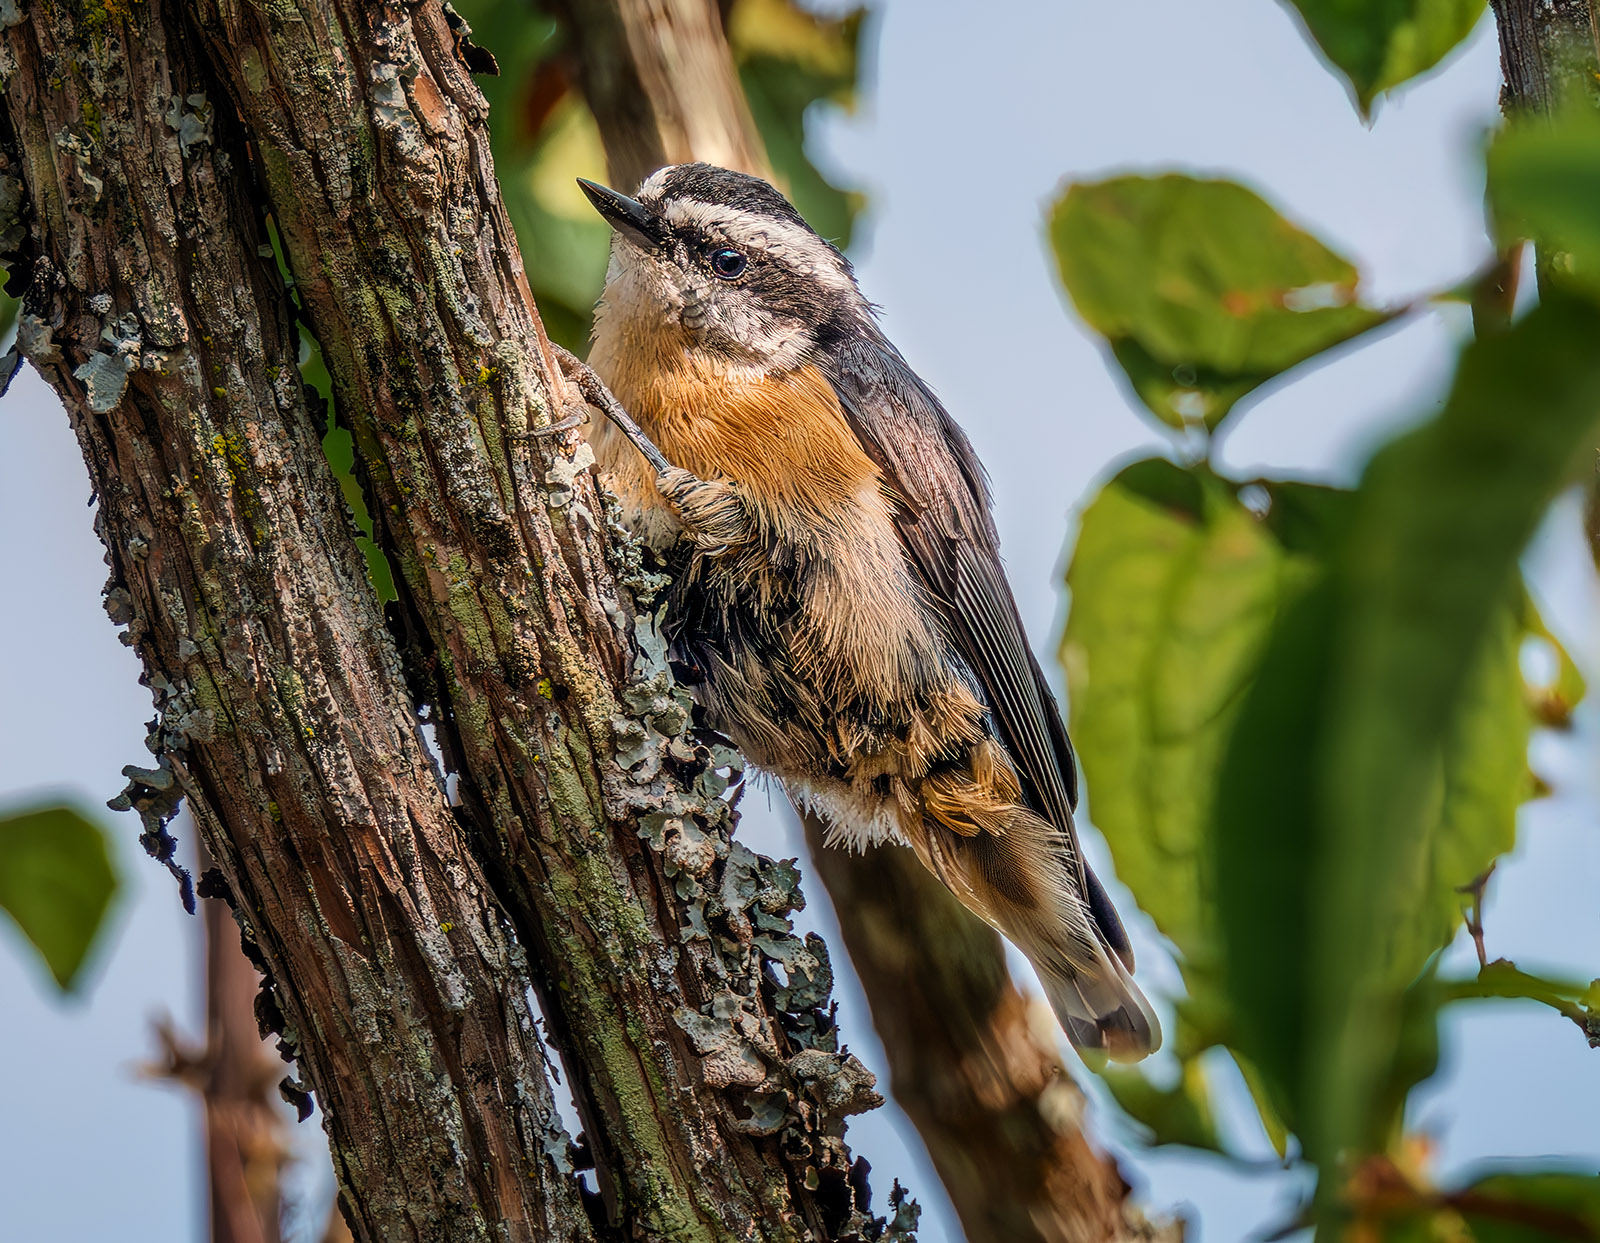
xmin=708 ymin=247 xmax=747 ymax=280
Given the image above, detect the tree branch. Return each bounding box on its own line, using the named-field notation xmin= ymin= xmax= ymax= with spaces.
xmin=174 ymin=0 xmax=896 ymax=1237
xmin=546 ymin=0 xmax=767 ymax=189
xmin=804 ymin=822 xmax=1179 ymax=1243
xmin=1491 ymin=0 xmax=1600 ymax=114
xmin=0 ymin=7 xmax=585 ymax=1238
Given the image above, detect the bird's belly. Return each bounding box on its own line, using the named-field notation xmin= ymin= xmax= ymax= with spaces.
xmin=586 ymin=348 xmax=994 ymax=842
xmin=664 ymin=546 xmax=994 ymax=848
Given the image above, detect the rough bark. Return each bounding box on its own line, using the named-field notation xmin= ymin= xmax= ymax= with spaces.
xmin=545 ymin=3 xmax=1173 ymax=1240
xmin=0 ymin=6 xmax=584 ymax=1240
xmin=1491 ymin=0 xmax=1600 ymax=114
xmin=804 ymin=823 xmax=1178 ymax=1243
xmin=4 ymin=0 xmax=900 ymax=1239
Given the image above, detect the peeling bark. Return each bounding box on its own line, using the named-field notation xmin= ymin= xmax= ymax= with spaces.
xmin=0 ymin=6 xmax=583 ymax=1240
xmin=4 ymin=0 xmax=898 ymax=1238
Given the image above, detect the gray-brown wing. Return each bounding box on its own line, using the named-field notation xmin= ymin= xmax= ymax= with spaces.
xmin=820 ymin=335 xmax=1132 ymax=964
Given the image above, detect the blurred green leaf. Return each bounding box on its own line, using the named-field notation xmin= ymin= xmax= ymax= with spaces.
xmin=1522 ymin=591 xmax=1588 ymax=728
xmin=1066 ymin=464 xmax=1330 ymax=1153
xmin=1214 ymin=290 xmax=1600 ymax=1176
xmin=1064 ymin=459 xmax=1310 ymax=982
xmin=1234 ymin=1052 xmax=1291 ymax=1158
xmin=1099 ymin=1058 xmax=1225 ymax=1153
xmin=0 ymin=804 xmax=120 ymax=992
xmin=1210 ymin=576 xmax=1332 ymax=1129
xmin=1488 ymin=105 xmax=1600 ymax=300
xmin=1453 ymin=1171 xmax=1600 ymax=1242
xmin=1065 ymin=460 xmax=1549 ymax=1153
xmin=450 ymin=0 xmax=610 ymax=352
xmin=1050 ymin=175 xmax=1393 ymax=431
xmin=1279 ymin=0 xmax=1485 ymax=114
xmin=1407 ymin=606 xmax=1530 ymax=959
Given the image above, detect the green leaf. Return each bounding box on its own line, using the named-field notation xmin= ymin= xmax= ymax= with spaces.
xmin=1099 ymin=1058 xmax=1225 ymax=1153
xmin=1406 ymin=605 xmax=1530 ymax=960
xmin=0 ymin=804 xmax=120 ymax=992
xmin=1065 ymin=464 xmax=1335 ymax=1152
xmin=1233 ymin=1051 xmax=1292 ymax=1159
xmin=1064 ymin=460 xmax=1311 ymax=982
xmin=1452 ymin=1171 xmax=1600 ymax=1242
xmin=448 ymin=0 xmax=612 ymax=351
xmin=1050 ymin=175 xmax=1393 ymax=431
xmin=1488 ymin=105 xmax=1600 ymax=301
xmin=1279 ymin=0 xmax=1486 ymax=114
xmin=1212 ymin=578 xmax=1333 ymax=1124
xmin=1521 ymin=591 xmax=1588 ymax=729
xmin=1214 ymin=290 xmax=1600 ymax=1175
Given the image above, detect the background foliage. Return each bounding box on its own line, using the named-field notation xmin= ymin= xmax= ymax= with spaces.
xmin=4 ymin=2 xmax=1598 ymax=1240
xmin=1054 ymin=13 xmax=1600 ymax=1238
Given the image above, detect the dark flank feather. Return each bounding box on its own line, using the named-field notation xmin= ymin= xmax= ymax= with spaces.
xmin=820 ymin=334 xmax=1137 ymax=964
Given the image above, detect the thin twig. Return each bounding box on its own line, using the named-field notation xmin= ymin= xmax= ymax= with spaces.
xmin=1455 ymin=864 xmax=1496 ymax=969
xmin=550 ymin=343 xmax=673 ymax=473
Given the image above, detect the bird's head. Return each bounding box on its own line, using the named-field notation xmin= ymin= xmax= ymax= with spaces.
xmin=580 ymin=163 xmax=865 ymax=374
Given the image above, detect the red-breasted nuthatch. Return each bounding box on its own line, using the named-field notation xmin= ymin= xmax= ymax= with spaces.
xmin=572 ymin=163 xmax=1158 ymax=1061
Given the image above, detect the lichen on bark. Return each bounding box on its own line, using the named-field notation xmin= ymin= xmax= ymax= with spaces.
xmin=1 ymin=0 xmax=909 ymax=1237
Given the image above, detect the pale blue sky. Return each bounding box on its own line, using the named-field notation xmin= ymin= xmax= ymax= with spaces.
xmin=4 ymin=3 xmax=1598 ymax=1240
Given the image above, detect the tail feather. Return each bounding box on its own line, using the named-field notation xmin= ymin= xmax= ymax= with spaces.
xmin=907 ymin=810 xmax=1161 ymax=1063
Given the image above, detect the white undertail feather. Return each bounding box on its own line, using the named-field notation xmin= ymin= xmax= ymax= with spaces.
xmin=907 ymin=811 xmax=1160 ymax=1062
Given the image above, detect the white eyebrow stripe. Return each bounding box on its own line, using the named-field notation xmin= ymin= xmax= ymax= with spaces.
xmin=636 ymin=167 xmax=673 ymax=199
xmin=661 ymin=197 xmax=857 ymax=293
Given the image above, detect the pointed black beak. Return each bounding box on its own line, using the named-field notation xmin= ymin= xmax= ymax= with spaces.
xmin=577 ymin=178 xmax=663 ymax=247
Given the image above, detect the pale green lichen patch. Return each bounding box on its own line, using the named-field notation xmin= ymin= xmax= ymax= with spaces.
xmin=240 ymin=47 xmax=268 ymax=94
xmin=596 ymin=535 xmax=904 ymax=1233
xmin=163 ymin=92 xmax=213 ymax=157
xmin=71 ymin=311 xmax=142 ymax=412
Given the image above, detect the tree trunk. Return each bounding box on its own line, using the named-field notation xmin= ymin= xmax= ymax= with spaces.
xmin=1 ymin=6 xmax=586 ymax=1238
xmin=3 ymin=1 xmax=898 ymax=1240
xmin=545 ymin=3 xmax=1173 ymax=1240
xmin=1491 ymin=0 xmax=1599 ymax=113
xmin=1488 ymin=0 xmax=1600 ymax=563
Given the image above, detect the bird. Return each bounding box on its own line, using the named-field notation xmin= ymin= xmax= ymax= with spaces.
xmin=570 ymin=162 xmax=1159 ymax=1062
